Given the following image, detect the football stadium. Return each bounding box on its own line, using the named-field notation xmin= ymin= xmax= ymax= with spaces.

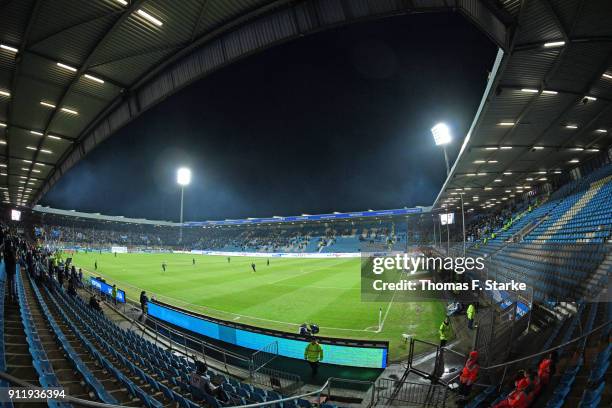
xmin=0 ymin=1 xmax=611 ymax=408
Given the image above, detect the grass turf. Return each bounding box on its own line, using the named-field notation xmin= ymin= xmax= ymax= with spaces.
xmin=71 ymin=251 xmax=446 ymax=361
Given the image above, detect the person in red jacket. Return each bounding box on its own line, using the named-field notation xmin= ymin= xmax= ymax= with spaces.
xmin=492 ymin=375 xmax=530 ymax=408
xmin=458 ymin=351 xmax=480 ymax=399
xmin=538 ymin=354 xmax=553 ymax=386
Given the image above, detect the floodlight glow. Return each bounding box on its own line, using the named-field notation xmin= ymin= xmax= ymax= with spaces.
xmin=521 ymin=88 xmax=539 ymax=93
xmin=115 ymin=0 xmax=128 ymax=5
xmin=431 ymin=123 xmax=451 ymax=146
xmin=595 ymin=129 xmax=608 ymax=133
xmin=569 ymin=159 xmax=579 ymax=163
xmin=565 ymin=124 xmax=578 ymax=129
xmin=603 ymin=73 xmax=612 ymax=80
xmin=0 ymin=90 xmax=10 ymax=97
xmin=177 ymin=167 xmax=191 ymax=186
xmin=40 ymin=149 xmax=52 ymax=154
xmin=542 ymin=90 xmax=558 ymax=95
xmin=40 ymin=101 xmax=56 ymax=108
xmin=485 ymin=147 xmax=498 ymax=150
xmin=30 ymin=130 xmax=43 ymax=136
xmin=57 ymin=62 xmax=77 ymax=72
xmin=137 ymin=9 xmax=163 ymax=26
xmin=498 ymin=122 xmax=515 ymax=126
xmin=494 ymin=179 xmax=501 ymax=182
xmin=584 ymin=96 xmax=597 ymax=101
xmin=0 ymin=122 xmax=6 ymax=127
xmin=47 ymin=135 xmax=61 ymax=140
xmin=500 ymin=146 xmax=513 ymax=150
xmin=0 ymin=140 xmax=6 ymax=145
xmin=533 ymin=146 xmax=544 ymax=150
xmin=586 ymin=148 xmax=600 ymax=152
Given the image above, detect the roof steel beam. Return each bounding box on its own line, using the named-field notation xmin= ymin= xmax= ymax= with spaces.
xmin=25 ymin=0 xmax=149 ymax=201
xmin=5 ymin=0 xmax=42 ymax=204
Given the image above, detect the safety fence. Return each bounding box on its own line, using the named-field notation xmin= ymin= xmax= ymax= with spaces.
xmin=375 ymin=378 xmax=448 ymax=407
xmin=250 ymin=341 xmax=279 ymax=373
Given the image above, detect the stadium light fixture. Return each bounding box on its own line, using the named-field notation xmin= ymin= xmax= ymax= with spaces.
xmin=503 ymin=172 xmax=512 ymax=175
xmin=603 ymin=73 xmax=612 ymax=80
xmin=177 ymin=167 xmax=191 ymax=186
xmin=61 ymin=107 xmax=79 ymax=115
xmin=114 ymin=0 xmax=128 ymax=5
xmin=40 ymin=149 xmax=52 ymax=154
xmin=57 ymin=62 xmax=77 ymax=72
xmin=533 ymin=146 xmax=545 ymax=150
xmin=177 ymin=167 xmax=191 ymax=243
xmin=0 ymin=122 xmax=6 ymax=127
xmin=0 ymin=90 xmax=10 ymax=97
xmin=431 ymin=122 xmax=452 ymax=176
xmin=542 ymin=90 xmax=558 ymax=95
xmin=500 ymin=146 xmax=513 ymax=150
xmin=0 ymin=140 xmax=6 ymax=145
xmin=30 ymin=130 xmax=43 ymax=136
xmin=136 ymin=9 xmax=163 ymax=26
xmin=40 ymin=101 xmax=56 ymax=108
xmin=431 ymin=123 xmax=451 ymax=146
xmin=587 ymin=148 xmax=600 ymax=153
xmin=595 ymin=129 xmax=608 ymax=133
xmin=497 ymin=122 xmax=515 ymax=126
xmin=47 ymin=135 xmax=61 ymax=140
xmin=0 ymin=44 xmax=18 ymax=53
xmin=521 ymin=88 xmax=539 ymax=93
xmin=494 ymin=179 xmax=501 ymax=182
xmin=565 ymin=124 xmax=578 ymax=129
xmin=84 ymin=74 xmax=105 ymax=84
xmin=543 ymin=41 xmax=565 ymax=48
xmin=584 ymin=96 xmax=597 ymax=101
xmin=569 ymin=159 xmax=579 ymax=163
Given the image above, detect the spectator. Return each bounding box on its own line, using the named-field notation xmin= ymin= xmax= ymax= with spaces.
xmin=3 ymin=241 xmax=16 ymax=302
xmin=89 ymin=295 xmax=102 ymax=313
xmin=457 ymin=351 xmax=479 ymax=401
xmin=466 ymin=303 xmax=476 ymax=330
xmin=304 ymin=337 xmax=323 ymax=377
xmin=139 ymin=291 xmax=148 ymax=321
xmin=538 ymin=353 xmax=554 ymax=386
xmin=439 ymin=317 xmax=451 ymax=347
xmin=111 ymin=284 xmax=117 ymax=305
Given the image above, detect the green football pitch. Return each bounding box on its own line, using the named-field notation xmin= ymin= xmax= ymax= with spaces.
xmin=71 ymin=252 xmax=447 ymax=361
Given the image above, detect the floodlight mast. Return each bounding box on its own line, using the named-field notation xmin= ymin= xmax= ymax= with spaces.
xmin=431 ymin=123 xmax=459 ymax=256
xmin=431 ymin=123 xmax=452 ymax=176
xmin=176 ymin=168 xmax=191 ymax=243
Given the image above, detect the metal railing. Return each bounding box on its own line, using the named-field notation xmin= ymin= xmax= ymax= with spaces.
xmin=250 ymin=341 xmax=279 ymax=373
xmin=376 ymin=378 xmax=448 ymax=407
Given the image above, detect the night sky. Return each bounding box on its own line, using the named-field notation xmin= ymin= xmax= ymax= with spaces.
xmin=42 ymin=13 xmax=497 ymax=222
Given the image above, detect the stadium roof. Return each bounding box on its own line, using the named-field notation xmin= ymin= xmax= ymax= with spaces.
xmin=434 ymin=1 xmax=612 ymax=213
xmin=1 ymin=0 xmax=512 ymax=208
xmin=33 ymin=204 xmax=431 ymax=227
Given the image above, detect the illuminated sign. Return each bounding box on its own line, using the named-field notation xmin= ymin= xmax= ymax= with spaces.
xmin=90 ymin=277 xmax=126 ymax=303
xmin=148 ymin=302 xmax=387 ymax=368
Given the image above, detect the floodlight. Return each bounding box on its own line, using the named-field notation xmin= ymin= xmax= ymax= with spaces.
xmin=177 ymin=167 xmax=191 ymax=186
xmin=431 ymin=123 xmax=451 ymax=146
